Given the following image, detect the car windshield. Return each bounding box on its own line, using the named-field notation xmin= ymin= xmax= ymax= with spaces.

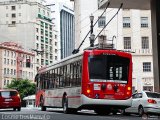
xmin=0 ymin=91 xmax=17 ymax=98
xmin=146 ymin=92 xmax=160 ymax=98
xmin=88 ymin=54 xmax=130 ymax=83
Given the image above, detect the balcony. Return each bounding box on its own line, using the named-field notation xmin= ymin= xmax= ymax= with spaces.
xmin=4 ymin=74 xmax=16 ymax=78
xmin=128 ymin=49 xmax=153 ymax=56
xmin=38 ymin=14 xmax=52 ymax=22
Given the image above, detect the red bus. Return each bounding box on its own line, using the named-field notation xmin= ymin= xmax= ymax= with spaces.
xmin=35 ymin=48 xmax=132 ymax=115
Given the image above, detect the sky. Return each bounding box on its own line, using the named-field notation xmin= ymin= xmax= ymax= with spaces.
xmin=46 ymin=0 xmax=74 ymax=8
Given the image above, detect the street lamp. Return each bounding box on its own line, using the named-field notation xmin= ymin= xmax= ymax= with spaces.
xmin=90 ymin=14 xmax=95 ymax=47
xmin=90 ymin=34 xmax=95 ymax=47
xmin=90 ymin=14 xmax=94 ymax=34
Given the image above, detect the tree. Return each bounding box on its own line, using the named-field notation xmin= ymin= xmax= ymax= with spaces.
xmin=7 ymin=79 xmax=36 ymax=99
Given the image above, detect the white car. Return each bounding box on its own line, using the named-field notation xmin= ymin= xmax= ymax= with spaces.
xmin=123 ymin=91 xmax=160 ymax=116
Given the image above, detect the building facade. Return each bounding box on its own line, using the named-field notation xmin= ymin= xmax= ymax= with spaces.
xmin=72 ymin=0 xmax=154 ymax=92
xmin=0 ymin=42 xmax=35 ymax=89
xmin=0 ymin=0 xmax=58 ymax=72
xmin=60 ymin=5 xmax=75 ymax=59
xmin=48 ymin=1 xmax=75 ymax=59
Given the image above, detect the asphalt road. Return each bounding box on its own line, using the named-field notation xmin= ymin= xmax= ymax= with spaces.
xmin=0 ymin=108 xmax=159 ymax=120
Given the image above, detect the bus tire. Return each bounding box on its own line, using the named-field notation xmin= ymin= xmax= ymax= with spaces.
xmin=63 ymin=97 xmax=70 ymax=114
xmin=40 ymin=96 xmax=46 ymax=111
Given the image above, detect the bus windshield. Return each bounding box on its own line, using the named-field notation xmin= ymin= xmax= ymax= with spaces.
xmin=88 ymin=54 xmax=130 ymax=83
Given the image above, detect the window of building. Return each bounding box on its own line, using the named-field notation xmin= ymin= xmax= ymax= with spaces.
xmin=141 ymin=17 xmax=148 ymax=28
xmin=19 ymin=13 xmax=21 ymax=16
xmin=143 ymin=62 xmax=151 ymax=72
xmin=55 ymin=56 xmax=57 ymax=60
xmin=6 ymin=14 xmax=8 ymax=17
xmin=14 ymin=69 xmax=16 ymax=75
xmin=4 ymin=68 xmax=6 ymax=75
xmin=123 ymin=17 xmax=131 ymax=28
xmin=38 ymin=8 xmax=40 ymax=13
xmin=19 ymin=5 xmax=21 ymax=9
xmin=36 ymin=43 xmax=39 ymax=49
xmin=11 ymin=60 xmax=13 ymax=65
xmin=55 ymin=35 xmax=57 ymax=39
xmin=37 ymin=59 xmax=39 ymax=64
xmin=124 ymin=37 xmax=131 ymax=49
xmin=12 ymin=21 xmax=16 ymax=25
xmin=14 ymin=60 xmax=16 ymax=65
xmin=7 ymin=80 xmax=9 ymax=85
xmin=11 ymin=6 xmax=16 ymax=10
xmin=143 ymin=86 xmax=153 ymax=92
xmin=98 ymin=16 xmax=106 ymax=27
xmin=12 ymin=13 xmax=16 ymax=18
xmin=55 ymin=42 xmax=57 ymax=46
xmin=4 ymin=80 xmax=6 ymax=86
xmin=50 ymin=46 xmax=52 ymax=52
xmin=7 ymin=51 xmax=9 ymax=57
xmin=7 ymin=68 xmax=9 ymax=74
xmin=4 ymin=50 xmax=6 ymax=56
xmin=7 ymin=59 xmax=9 ymax=65
xmin=36 ymin=36 xmax=39 ymax=40
xmin=4 ymin=58 xmax=6 ymax=64
xmin=11 ymin=69 xmax=13 ymax=75
xmin=11 ymin=52 xmax=13 ymax=58
xmin=142 ymin=37 xmax=149 ymax=49
xmin=46 ymin=60 xmax=48 ymax=65
xmin=43 ymin=10 xmax=45 ymax=15
xmin=36 ymin=28 xmax=38 ymax=32
xmin=41 ymin=59 xmax=44 ymax=65
xmin=55 ymin=49 xmax=57 ymax=53
xmin=6 ymin=6 xmax=8 ymax=9
xmin=50 ymin=39 xmax=52 ymax=45
xmin=45 ymin=45 xmax=48 ymax=50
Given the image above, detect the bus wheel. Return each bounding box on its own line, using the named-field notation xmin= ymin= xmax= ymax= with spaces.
xmin=40 ymin=96 xmax=46 ymax=111
xmin=63 ymin=97 xmax=70 ymax=114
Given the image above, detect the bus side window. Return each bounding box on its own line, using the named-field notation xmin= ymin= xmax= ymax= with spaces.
xmin=70 ymin=63 xmax=74 ymax=86
xmin=77 ymin=61 xmax=82 ymax=86
xmin=54 ymin=68 xmax=59 ymax=88
xmin=63 ymin=65 xmax=67 ymax=87
xmin=51 ymin=69 xmax=55 ymax=88
xmin=66 ymin=64 xmax=70 ymax=86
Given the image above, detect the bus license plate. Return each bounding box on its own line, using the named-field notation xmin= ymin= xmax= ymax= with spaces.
xmin=104 ymin=95 xmax=114 ymax=99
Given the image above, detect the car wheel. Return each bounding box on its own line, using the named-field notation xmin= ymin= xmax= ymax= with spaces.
xmin=121 ymin=109 xmax=130 ymax=116
xmin=63 ymin=97 xmax=70 ymax=114
xmin=13 ymin=108 xmax=16 ymax=111
xmin=17 ymin=107 xmax=21 ymax=111
xmin=138 ymin=106 xmax=144 ymax=117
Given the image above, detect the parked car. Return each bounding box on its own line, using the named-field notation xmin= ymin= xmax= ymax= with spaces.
xmin=0 ymin=89 xmax=21 ymax=111
xmin=122 ymin=91 xmax=160 ymax=116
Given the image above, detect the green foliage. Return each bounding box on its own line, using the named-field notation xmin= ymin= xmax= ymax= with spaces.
xmin=7 ymin=79 xmax=36 ymax=99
